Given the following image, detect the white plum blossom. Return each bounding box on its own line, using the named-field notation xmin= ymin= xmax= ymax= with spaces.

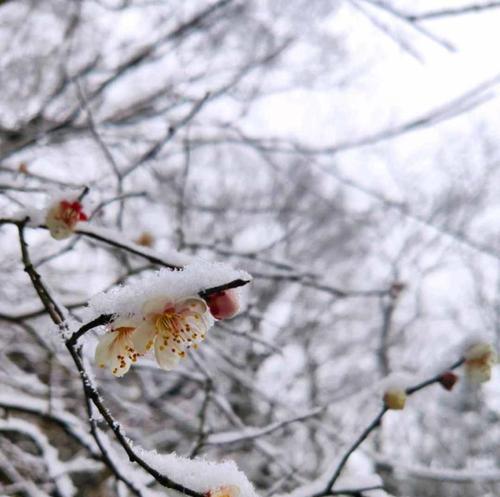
xmin=45 ymin=198 xmax=88 ymax=240
xmin=95 ymin=296 xmax=213 ymax=376
xmin=134 ymin=296 xmax=213 ymax=370
xmin=89 ymin=262 xmax=250 ymax=376
xmin=464 ymin=342 xmax=497 ymax=383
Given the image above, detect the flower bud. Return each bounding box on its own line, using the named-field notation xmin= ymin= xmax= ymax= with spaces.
xmin=464 ymin=343 xmax=497 ymax=383
xmin=46 ymin=199 xmax=88 ymax=240
xmin=439 ymin=371 xmax=458 ymax=391
xmin=135 ymin=231 xmax=155 ymax=247
xmin=206 ymin=486 xmax=240 ymax=497
xmin=383 ymin=388 xmax=407 ymax=410
xmin=205 ymin=289 xmax=240 ymax=320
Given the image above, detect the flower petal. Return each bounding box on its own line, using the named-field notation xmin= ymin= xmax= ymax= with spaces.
xmin=176 ymin=297 xmax=208 ymax=314
xmin=95 ymin=329 xmax=136 ymax=377
xmin=154 ymin=338 xmax=181 ymax=370
xmin=131 ymin=323 xmax=157 ymax=354
xmin=142 ymin=296 xmax=170 ymax=316
xmin=95 ymin=332 xmax=116 ymax=369
xmin=108 ymin=337 xmax=134 ymax=377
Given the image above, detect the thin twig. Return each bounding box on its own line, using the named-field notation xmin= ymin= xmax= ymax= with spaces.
xmin=406 ymin=1 xmax=500 ymax=21
xmin=313 ymin=357 xmax=466 ymax=497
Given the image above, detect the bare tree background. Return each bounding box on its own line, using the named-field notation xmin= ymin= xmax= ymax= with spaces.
xmin=0 ymin=1 xmax=499 ymax=497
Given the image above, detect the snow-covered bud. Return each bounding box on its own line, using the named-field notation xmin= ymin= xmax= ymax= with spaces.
xmin=439 ymin=371 xmax=458 ymax=391
xmin=205 ymin=289 xmax=240 ymax=320
xmin=46 ymin=199 xmax=88 ymax=240
xmin=464 ymin=342 xmax=497 ymax=383
xmin=383 ymin=388 xmax=407 ymax=410
xmin=206 ymin=485 xmax=240 ymax=497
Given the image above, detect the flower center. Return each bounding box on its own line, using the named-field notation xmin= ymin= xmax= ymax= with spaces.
xmin=58 ymin=200 xmax=88 ymax=226
xmin=153 ymin=308 xmax=204 ymax=357
xmin=155 ymin=312 xmax=184 ymax=342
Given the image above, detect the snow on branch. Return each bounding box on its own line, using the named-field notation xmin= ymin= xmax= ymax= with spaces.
xmin=0 ymin=417 xmax=75 ymax=497
xmin=86 ymin=262 xmax=251 ymax=318
xmin=135 ymin=447 xmax=259 ymax=497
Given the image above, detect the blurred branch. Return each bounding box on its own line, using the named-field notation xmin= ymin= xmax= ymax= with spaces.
xmin=356 ymin=0 xmax=454 ymax=51
xmin=188 ymin=379 xmax=213 ymax=458
xmin=331 ymin=486 xmax=384 ymax=496
xmin=407 ymin=2 xmax=500 ymax=20
xmin=252 ymin=270 xmax=390 ymax=299
xmin=204 ymin=407 xmax=324 ymax=446
xmin=349 ymin=0 xmax=425 ymax=62
xmin=310 ymin=357 xmax=465 ymax=497
xmin=318 ymin=167 xmax=500 ymax=262
xmin=122 ymin=91 xmax=212 ymax=177
xmin=0 ymin=397 xmax=100 ymax=459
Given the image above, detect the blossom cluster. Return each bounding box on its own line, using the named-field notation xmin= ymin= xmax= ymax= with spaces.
xmin=382 ymin=342 xmax=497 ymax=412
xmin=88 ymin=258 xmax=247 ymax=379
xmin=95 ymin=290 xmax=240 ymax=377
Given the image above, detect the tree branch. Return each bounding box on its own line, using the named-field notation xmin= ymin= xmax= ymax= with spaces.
xmin=312 ymin=357 xmax=466 ymax=497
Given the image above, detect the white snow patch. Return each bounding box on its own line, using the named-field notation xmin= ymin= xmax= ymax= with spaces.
xmin=86 ymin=261 xmax=251 ymax=318
xmin=134 ymin=446 xmax=259 ymax=497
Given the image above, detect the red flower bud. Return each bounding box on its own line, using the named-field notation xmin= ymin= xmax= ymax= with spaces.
xmin=439 ymin=371 xmax=458 ymax=391
xmin=205 ymin=289 xmax=240 ymax=320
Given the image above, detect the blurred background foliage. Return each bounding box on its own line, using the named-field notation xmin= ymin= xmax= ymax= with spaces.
xmin=0 ymin=1 xmax=500 ymax=496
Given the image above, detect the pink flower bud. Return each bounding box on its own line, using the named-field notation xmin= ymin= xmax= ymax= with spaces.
xmin=205 ymin=289 xmax=240 ymax=320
